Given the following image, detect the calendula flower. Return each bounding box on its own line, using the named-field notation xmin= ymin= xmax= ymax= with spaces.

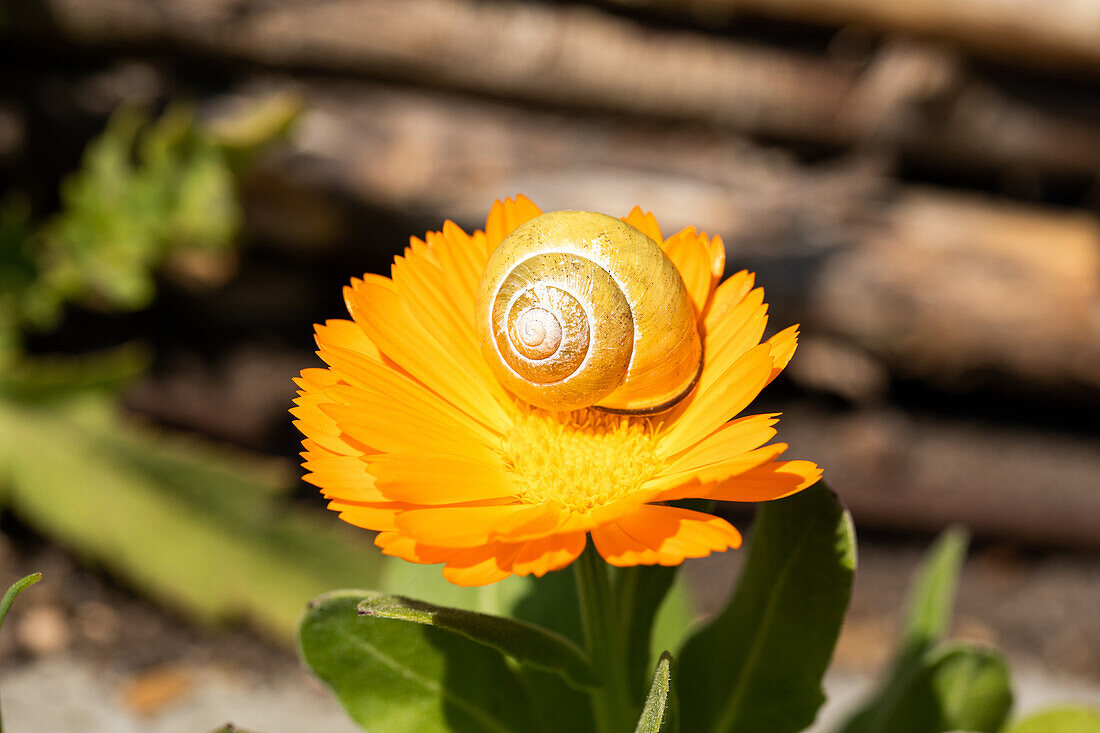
xmin=292 ymin=196 xmax=820 ymax=586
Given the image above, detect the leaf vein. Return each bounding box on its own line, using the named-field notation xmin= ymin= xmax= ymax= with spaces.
xmin=709 ymin=518 xmax=819 ymax=733
xmin=345 ymin=634 xmax=517 ymax=733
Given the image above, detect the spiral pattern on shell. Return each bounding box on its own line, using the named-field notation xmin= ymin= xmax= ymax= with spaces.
xmin=476 ymin=210 xmax=702 ymax=413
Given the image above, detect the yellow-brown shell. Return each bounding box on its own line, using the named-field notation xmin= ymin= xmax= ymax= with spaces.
xmin=476 ymin=210 xmax=702 ymax=413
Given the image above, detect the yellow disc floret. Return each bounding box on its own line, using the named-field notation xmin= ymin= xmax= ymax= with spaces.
xmin=504 ymin=409 xmax=665 ymax=515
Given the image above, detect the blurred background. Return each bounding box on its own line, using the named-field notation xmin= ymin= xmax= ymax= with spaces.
xmin=0 ymin=0 xmax=1098 ymax=730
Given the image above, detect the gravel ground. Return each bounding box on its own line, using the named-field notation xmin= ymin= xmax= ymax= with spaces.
xmin=3 ymin=651 xmax=1098 ymax=732
xmin=0 ymin=655 xmax=360 ymax=733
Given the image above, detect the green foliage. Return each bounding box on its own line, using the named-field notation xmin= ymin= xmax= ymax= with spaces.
xmin=0 ymin=343 xmax=150 ymax=401
xmin=0 ymin=572 xmax=41 ymax=733
xmin=925 ymin=644 xmax=1011 ymax=731
xmin=845 ymin=642 xmax=1011 ymax=733
xmin=359 ymin=550 xmax=600 ymax=732
xmin=896 ymin=527 xmax=969 ymax=669
xmin=676 ymin=482 xmax=857 ymax=733
xmin=0 ymin=95 xmax=298 ymax=349
xmin=0 ymin=572 xmax=40 ymax=631
xmin=614 ymin=565 xmax=679 ymax=699
xmin=835 ymin=527 xmax=1009 ymax=733
xmin=646 ymin=569 xmax=694 ymax=675
xmin=635 ymin=652 xmax=676 ymax=733
xmin=44 ymin=106 xmax=228 ymax=312
xmin=0 ymin=92 xmax=313 ymax=640
xmin=1007 ymin=707 xmax=1100 ymax=733
xmin=299 ymin=592 xmax=536 ymax=733
xmin=357 ymin=592 xmax=599 ymax=689
xmin=0 ymin=386 xmax=386 ymax=638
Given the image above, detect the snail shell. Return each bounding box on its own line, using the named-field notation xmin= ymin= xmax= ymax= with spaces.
xmin=476 ymin=210 xmax=702 ymax=413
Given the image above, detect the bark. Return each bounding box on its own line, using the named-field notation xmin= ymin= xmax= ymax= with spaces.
xmin=603 ymin=0 xmax=1100 ymax=72
xmin=8 ymin=0 xmax=1100 ymax=176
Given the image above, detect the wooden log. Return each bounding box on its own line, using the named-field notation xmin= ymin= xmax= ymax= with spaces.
xmin=16 ymin=0 xmax=854 ymax=141
xmin=238 ymin=77 xmax=872 ymax=252
xmin=776 ymin=406 xmax=1100 ymax=549
xmin=232 ymin=78 xmax=1100 ymax=396
xmin=603 ymin=0 xmax=1100 ymax=72
xmin=9 ymin=0 xmax=1100 ymax=177
xmin=810 ymin=188 xmax=1100 ymax=394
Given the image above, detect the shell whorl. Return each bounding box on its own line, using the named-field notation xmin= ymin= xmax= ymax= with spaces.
xmin=476 ymin=210 xmax=702 ymax=413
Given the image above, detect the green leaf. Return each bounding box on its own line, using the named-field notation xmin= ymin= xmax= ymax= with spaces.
xmin=1006 ymin=707 xmax=1100 ymax=733
xmin=614 ymin=564 xmax=679 ymax=697
xmin=0 ymin=345 xmax=150 ymax=402
xmin=205 ymin=91 xmax=303 ymax=168
xmin=648 ymin=569 xmax=694 ymax=662
xmin=898 ymin=527 xmax=969 ymax=667
xmin=676 ymin=481 xmax=857 ymax=733
xmin=506 ymin=565 xmax=584 ymax=645
xmin=299 ymin=591 xmax=535 ymax=733
xmin=357 ymin=592 xmax=599 ymax=689
xmin=852 ymin=642 xmax=1012 ymax=733
xmin=635 ymin=652 xmax=676 ymax=733
xmin=0 ymin=392 xmax=386 ymax=638
xmin=376 ymin=554 xmax=596 ymax=732
xmin=0 ymin=572 xmax=41 ymax=630
xmin=837 ymin=527 xmax=970 ymax=733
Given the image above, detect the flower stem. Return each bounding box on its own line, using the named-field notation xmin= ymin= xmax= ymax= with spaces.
xmin=574 ymin=548 xmax=636 ymax=733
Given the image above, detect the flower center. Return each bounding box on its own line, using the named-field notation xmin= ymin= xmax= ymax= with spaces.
xmin=503 ymin=409 xmax=664 ymax=515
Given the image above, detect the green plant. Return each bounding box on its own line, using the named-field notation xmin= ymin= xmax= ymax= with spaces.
xmin=297 ymin=482 xmax=856 ymax=733
xmin=0 ymin=572 xmax=41 ymax=732
xmin=0 ymin=93 xmax=300 ymax=355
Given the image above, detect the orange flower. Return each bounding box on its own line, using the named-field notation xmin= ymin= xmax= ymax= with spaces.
xmin=292 ymin=196 xmax=821 ymax=586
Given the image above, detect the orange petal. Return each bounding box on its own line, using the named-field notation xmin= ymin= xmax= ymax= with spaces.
xmin=317 ymin=346 xmax=503 ymax=446
xmin=649 ymin=443 xmax=789 ymax=501
xmin=344 ymin=275 xmax=511 ymax=432
xmin=319 ymin=386 xmax=500 ymax=462
xmin=591 ymin=522 xmax=660 ymax=566
xmin=704 ymin=270 xmax=755 ymax=323
xmin=700 ymin=287 xmax=769 ymax=394
xmin=593 ymin=505 xmax=742 ymax=566
xmin=442 ymin=544 xmax=525 ymax=587
xmin=373 ymin=531 xmax=422 ymax=562
xmin=394 ymin=504 xmax=531 ymax=547
xmin=701 ymin=459 xmax=822 ymax=502
xmin=622 ymin=207 xmax=663 ymax=245
xmin=329 ymin=501 xmax=412 ymax=532
xmin=313 ymin=319 xmax=381 ymax=362
xmin=375 ymin=532 xmax=454 ymax=564
xmin=489 ymin=503 xmax=564 ymax=543
xmin=707 ymin=234 xmax=726 ymax=283
xmin=484 ymin=195 xmax=542 ymax=252
xmin=509 ymin=533 xmax=587 ymax=577
xmin=433 ymin=221 xmax=490 ymax=321
xmin=368 ymin=452 xmax=517 ymax=505
xmin=660 ymin=412 xmax=779 ymax=465
xmin=765 ymin=324 xmax=799 ymax=385
xmin=302 ymin=454 xmax=385 ymax=502
xmin=662 ymin=227 xmax=714 ymax=318
xmin=390 ymin=245 xmax=494 ymax=391
xmin=658 ymin=343 xmax=773 ymax=457
xmin=292 ymin=369 xmax=364 ymax=456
